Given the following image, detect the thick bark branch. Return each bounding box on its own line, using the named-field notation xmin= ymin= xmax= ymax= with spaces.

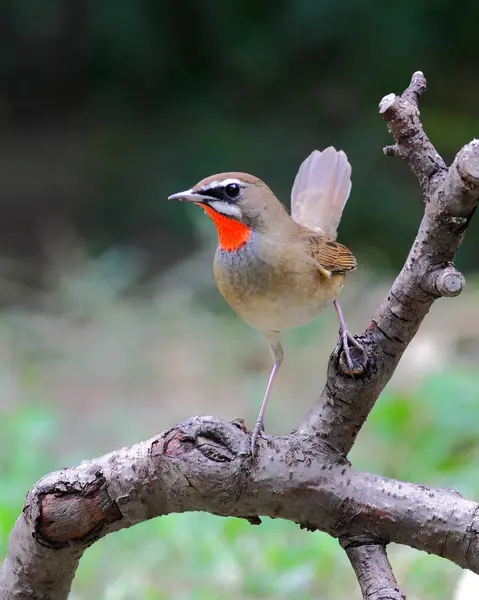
xmin=1 ymin=72 xmax=479 ymax=600
xmin=2 ymin=417 xmax=479 ymax=600
xmin=298 ymin=72 xmax=479 ymax=455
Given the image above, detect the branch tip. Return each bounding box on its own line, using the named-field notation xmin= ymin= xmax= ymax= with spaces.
xmin=457 ymin=140 xmax=479 ymax=185
xmin=402 ymin=71 xmax=427 ymax=106
xmin=378 ymin=93 xmax=397 ymax=115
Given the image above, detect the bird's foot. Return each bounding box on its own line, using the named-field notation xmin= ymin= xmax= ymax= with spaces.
xmin=335 ymin=329 xmax=366 ymax=375
xmin=250 ymin=420 xmax=273 ymax=454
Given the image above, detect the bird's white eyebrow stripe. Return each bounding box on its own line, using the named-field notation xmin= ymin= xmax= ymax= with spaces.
xmin=199 ymin=178 xmax=244 ymax=191
xmin=208 ymin=200 xmax=242 ymax=218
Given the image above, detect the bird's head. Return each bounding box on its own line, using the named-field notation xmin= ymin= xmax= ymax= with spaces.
xmin=168 ymin=172 xmax=289 ymax=251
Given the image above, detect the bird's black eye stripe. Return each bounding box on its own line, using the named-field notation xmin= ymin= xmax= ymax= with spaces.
xmin=197 ymin=186 xmax=224 ymax=200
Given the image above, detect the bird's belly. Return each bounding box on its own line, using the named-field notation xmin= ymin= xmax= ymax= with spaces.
xmin=214 ymin=244 xmax=344 ymax=334
xmin=241 ymin=292 xmax=338 ymax=333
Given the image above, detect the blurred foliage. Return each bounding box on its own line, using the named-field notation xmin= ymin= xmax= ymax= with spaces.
xmin=1 ymin=0 xmax=479 ymax=276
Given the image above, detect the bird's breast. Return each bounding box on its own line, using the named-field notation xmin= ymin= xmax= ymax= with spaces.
xmin=213 ymin=233 xmax=345 ymax=334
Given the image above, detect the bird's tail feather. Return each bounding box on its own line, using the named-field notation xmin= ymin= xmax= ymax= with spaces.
xmin=290 ymin=147 xmax=352 ymax=239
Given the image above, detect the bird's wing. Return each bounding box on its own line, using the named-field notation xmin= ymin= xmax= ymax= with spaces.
xmin=291 ymin=147 xmax=352 ymax=239
xmin=301 ymin=232 xmax=357 ymax=274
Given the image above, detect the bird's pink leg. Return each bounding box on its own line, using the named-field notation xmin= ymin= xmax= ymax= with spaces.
xmin=333 ymin=298 xmax=363 ymax=371
xmin=251 ymin=340 xmax=283 ymax=454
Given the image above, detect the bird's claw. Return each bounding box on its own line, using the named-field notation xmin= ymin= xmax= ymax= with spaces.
xmin=250 ymin=420 xmax=273 ymax=454
xmin=334 ymin=329 xmax=366 ymax=375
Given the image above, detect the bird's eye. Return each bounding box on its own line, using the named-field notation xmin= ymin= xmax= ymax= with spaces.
xmin=224 ymin=183 xmax=240 ymax=199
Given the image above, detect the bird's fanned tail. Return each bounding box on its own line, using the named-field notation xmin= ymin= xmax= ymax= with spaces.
xmin=291 ymin=147 xmax=352 ymax=239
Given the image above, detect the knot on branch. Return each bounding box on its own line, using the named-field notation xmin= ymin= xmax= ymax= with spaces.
xmin=150 ymin=417 xmax=253 ymax=511
xmin=422 ymin=265 xmax=466 ymax=298
xmin=154 ymin=416 xmax=250 ymax=463
xmin=338 ymin=343 xmax=368 ymax=376
xmin=33 ymin=473 xmax=122 ymax=548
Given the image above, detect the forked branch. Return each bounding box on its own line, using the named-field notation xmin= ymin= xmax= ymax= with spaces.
xmin=298 ymin=71 xmax=479 ymax=455
xmin=1 ymin=73 xmax=479 ymax=600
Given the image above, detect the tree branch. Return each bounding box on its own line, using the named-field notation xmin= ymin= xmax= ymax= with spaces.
xmin=381 ymin=71 xmax=446 ymax=196
xmin=342 ymin=541 xmax=405 ymax=600
xmin=298 ymin=71 xmax=479 ymax=455
xmin=1 ymin=72 xmax=479 ymax=600
xmin=2 ymin=417 xmax=479 ymax=600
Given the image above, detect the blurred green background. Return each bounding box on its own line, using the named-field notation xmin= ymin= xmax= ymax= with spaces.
xmin=1 ymin=1 xmax=479 ymax=599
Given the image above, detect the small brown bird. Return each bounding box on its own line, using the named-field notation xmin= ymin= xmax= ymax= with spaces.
xmin=168 ymin=147 xmax=362 ymax=453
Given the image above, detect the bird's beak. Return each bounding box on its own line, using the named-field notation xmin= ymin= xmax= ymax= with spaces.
xmin=168 ymin=189 xmax=210 ymax=203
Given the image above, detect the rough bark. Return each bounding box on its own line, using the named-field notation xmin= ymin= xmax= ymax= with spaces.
xmin=1 ymin=72 xmax=479 ymax=600
xmin=343 ymin=542 xmax=404 ymax=600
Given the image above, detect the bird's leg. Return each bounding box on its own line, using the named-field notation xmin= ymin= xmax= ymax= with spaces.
xmin=251 ymin=340 xmax=283 ymax=454
xmin=333 ymin=298 xmax=364 ymax=371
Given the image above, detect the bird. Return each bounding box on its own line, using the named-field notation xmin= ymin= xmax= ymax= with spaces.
xmin=168 ymin=147 xmax=363 ymax=453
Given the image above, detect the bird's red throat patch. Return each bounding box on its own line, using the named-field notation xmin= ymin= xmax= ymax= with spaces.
xmin=200 ymin=205 xmax=251 ymax=251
